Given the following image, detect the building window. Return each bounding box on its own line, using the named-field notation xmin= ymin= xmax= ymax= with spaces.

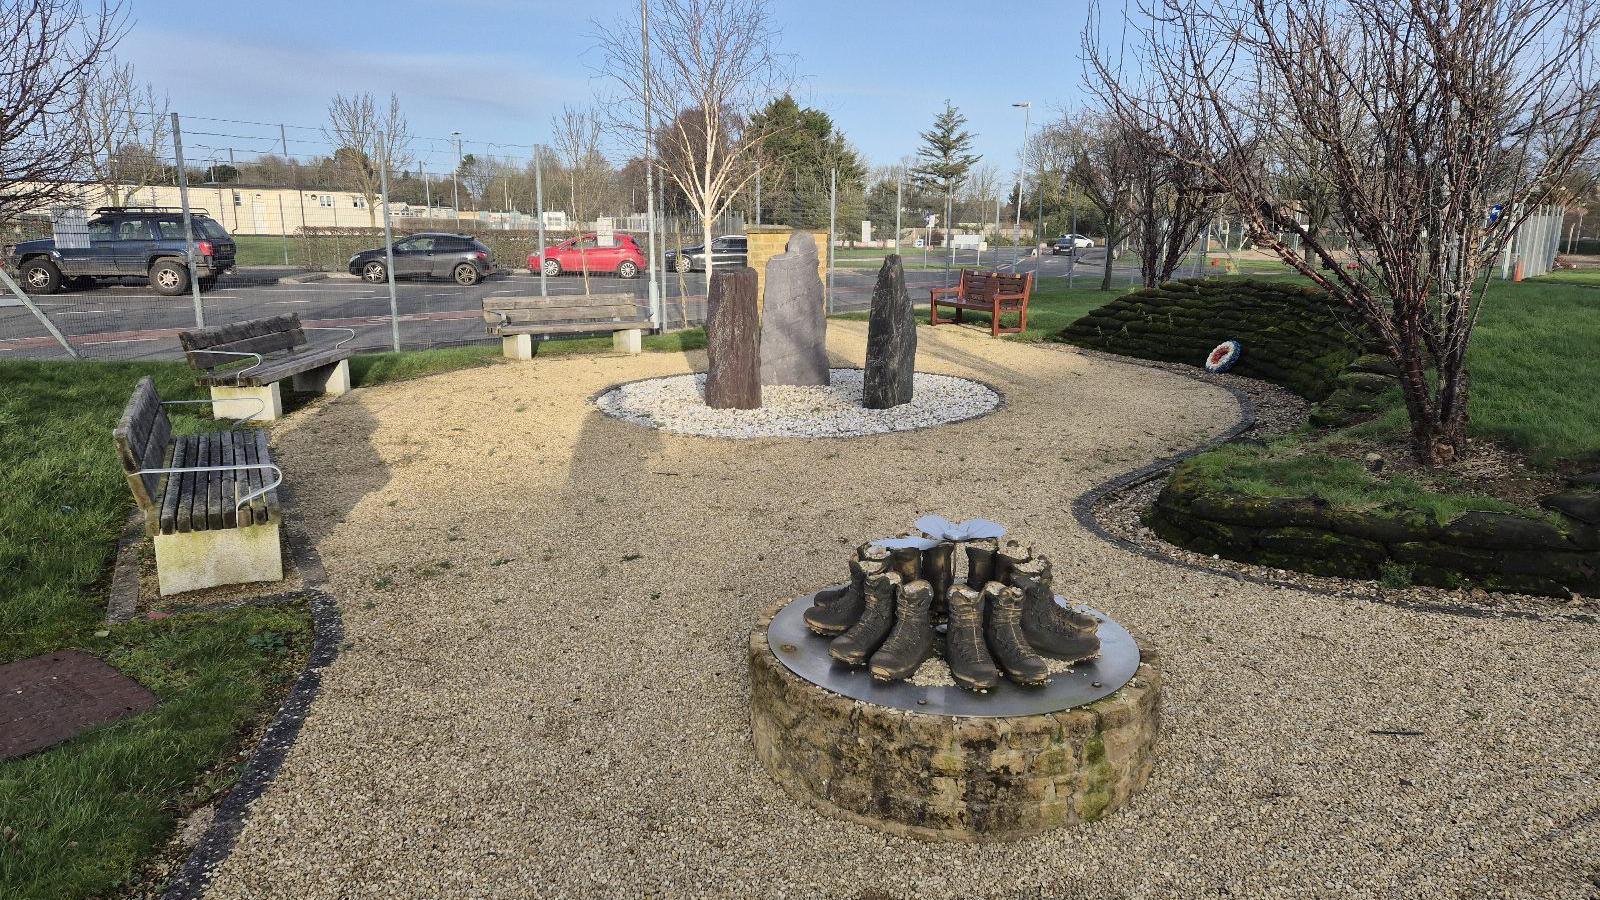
xmin=232 ymin=190 xmax=242 ymax=206
xmin=352 ymin=196 xmax=366 ymax=209
xmin=318 ymin=195 xmax=334 ymax=208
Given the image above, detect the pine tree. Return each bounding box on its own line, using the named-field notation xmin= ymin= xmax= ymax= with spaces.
xmin=910 ymin=102 xmax=980 ymax=199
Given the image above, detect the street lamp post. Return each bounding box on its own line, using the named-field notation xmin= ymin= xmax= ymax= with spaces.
xmin=1012 ymin=101 xmax=1031 ymax=260
xmin=451 ymin=131 xmax=463 ymax=222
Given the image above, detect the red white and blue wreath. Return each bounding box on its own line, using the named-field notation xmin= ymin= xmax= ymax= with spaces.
xmin=1205 ymin=340 xmax=1242 ymax=373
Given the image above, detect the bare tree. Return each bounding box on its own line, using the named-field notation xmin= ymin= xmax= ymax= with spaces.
xmin=79 ymin=58 xmax=168 ymax=207
xmin=0 ymin=1 xmax=126 ymax=225
xmin=325 ymin=92 xmax=413 ymax=226
xmin=552 ymin=106 xmax=607 ymax=290
xmin=1065 ymin=111 xmax=1138 ymax=290
xmin=1088 ymin=0 xmax=1600 ymax=464
xmin=596 ymin=0 xmax=790 ymax=278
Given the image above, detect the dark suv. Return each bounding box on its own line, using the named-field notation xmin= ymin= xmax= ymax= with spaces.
xmin=5 ymin=207 xmax=238 ymax=296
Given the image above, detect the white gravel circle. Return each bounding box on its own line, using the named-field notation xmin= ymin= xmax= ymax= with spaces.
xmin=594 ymin=368 xmax=1001 ymax=438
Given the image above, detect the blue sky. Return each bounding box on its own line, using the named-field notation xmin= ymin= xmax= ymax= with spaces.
xmin=120 ymin=0 xmax=1118 ymax=176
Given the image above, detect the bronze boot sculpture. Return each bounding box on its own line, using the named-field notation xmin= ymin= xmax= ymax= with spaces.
xmin=1012 ymin=557 xmax=1100 ymax=663
xmin=920 ymin=542 xmax=954 ymax=620
xmin=965 ymin=538 xmax=998 ymax=589
xmin=804 ymin=548 xmax=890 ymax=636
xmin=830 ymin=571 xmax=901 ymax=666
xmin=944 ymin=585 xmax=1000 ymax=692
xmin=984 ymin=582 xmax=1050 ymax=686
xmin=869 ymin=579 xmax=935 ymax=682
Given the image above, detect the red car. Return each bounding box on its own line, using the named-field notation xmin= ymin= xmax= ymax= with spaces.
xmin=529 ymin=233 xmax=645 ymax=278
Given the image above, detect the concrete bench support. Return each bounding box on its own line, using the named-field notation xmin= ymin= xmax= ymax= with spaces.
xmin=210 ymin=382 xmax=282 ymax=422
xmin=291 ymin=358 xmax=351 ymax=396
xmin=153 ymin=521 xmax=283 ymax=596
xmin=503 ymin=333 xmax=535 ymax=360
xmin=613 ymin=328 xmax=643 ymax=355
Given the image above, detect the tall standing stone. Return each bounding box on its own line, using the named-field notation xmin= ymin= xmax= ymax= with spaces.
xmin=864 ymin=254 xmax=916 ymax=409
xmin=704 ymin=267 xmax=761 ymax=409
xmin=759 ymin=232 xmax=830 ymax=387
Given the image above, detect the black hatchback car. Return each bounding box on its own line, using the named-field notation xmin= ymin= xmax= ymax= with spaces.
xmin=665 ymin=234 xmax=747 ymax=273
xmin=348 ymin=233 xmax=497 ymax=285
xmin=5 ymin=206 xmax=237 ymax=295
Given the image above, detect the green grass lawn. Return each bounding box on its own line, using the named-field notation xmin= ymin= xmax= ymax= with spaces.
xmin=0 ymin=361 xmax=312 ymax=898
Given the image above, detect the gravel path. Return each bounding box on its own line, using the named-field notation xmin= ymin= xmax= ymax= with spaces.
xmin=205 ymin=322 xmax=1599 ymax=899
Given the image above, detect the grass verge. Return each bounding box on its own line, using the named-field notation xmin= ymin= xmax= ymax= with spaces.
xmin=0 ymin=360 xmax=311 ymax=898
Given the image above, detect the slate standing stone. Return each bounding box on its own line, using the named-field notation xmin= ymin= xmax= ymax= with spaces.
xmin=704 ymin=267 xmax=762 ymax=409
xmin=863 ymin=254 xmax=917 ymax=409
xmin=758 ymin=232 xmax=830 ymax=387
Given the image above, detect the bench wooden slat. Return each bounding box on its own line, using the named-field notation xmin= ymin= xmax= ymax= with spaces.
xmin=489 ymin=306 xmax=647 ymax=325
xmin=220 ymin=431 xmax=236 ymax=529
xmin=187 ymin=330 xmax=304 ymax=370
xmin=208 ymin=433 xmax=225 ymax=531
xmin=180 ymin=313 xmax=304 ymax=352
xmin=255 ymin=430 xmax=279 ymax=520
xmin=493 ymin=321 xmax=651 ymax=337
xmin=159 ymin=436 xmax=185 ymax=534
xmin=175 ymin=435 xmax=195 ymax=533
xmin=486 ymin=293 xmax=639 ymax=310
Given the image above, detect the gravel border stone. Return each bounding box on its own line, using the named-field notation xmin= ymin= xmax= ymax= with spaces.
xmin=594 ymin=367 xmax=1002 ymax=438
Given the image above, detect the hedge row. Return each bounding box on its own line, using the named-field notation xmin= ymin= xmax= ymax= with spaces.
xmin=1058 ymin=278 xmax=1364 ymax=400
xmin=1148 ymin=467 xmax=1600 ymax=597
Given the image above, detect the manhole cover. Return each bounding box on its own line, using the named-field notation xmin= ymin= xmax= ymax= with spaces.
xmin=0 ymin=649 xmax=157 ymax=760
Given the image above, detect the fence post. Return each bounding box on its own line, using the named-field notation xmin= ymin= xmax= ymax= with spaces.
xmin=827 ymin=167 xmax=836 ymax=314
xmin=377 ymin=131 xmax=401 ymax=352
xmin=534 ymin=146 xmax=548 ymax=298
xmin=894 ymin=175 xmax=902 ymax=254
xmin=171 ymin=112 xmax=206 ymax=328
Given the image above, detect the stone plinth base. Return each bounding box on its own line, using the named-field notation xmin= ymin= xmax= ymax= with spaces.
xmin=748 ymin=606 xmax=1162 ymax=842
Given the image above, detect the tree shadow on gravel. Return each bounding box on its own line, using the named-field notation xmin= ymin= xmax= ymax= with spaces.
xmin=270 ymin=399 xmax=389 ymax=549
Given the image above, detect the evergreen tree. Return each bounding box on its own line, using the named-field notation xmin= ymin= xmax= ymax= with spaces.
xmin=910 ymin=102 xmax=980 ymax=200
xmin=749 ymin=95 xmax=867 ymax=229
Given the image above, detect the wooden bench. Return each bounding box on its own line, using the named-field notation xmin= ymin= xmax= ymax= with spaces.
xmin=114 ymin=376 xmax=284 ymax=596
xmin=179 ymin=314 xmax=355 ymax=421
xmin=483 ymin=293 xmax=652 ymax=359
xmin=928 ymin=270 xmax=1035 ymax=337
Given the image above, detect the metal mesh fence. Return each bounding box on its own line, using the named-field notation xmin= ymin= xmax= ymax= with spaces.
xmin=12 ymin=106 xmax=1561 ymax=363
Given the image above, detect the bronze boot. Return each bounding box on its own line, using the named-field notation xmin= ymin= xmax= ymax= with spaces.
xmin=869 ymin=579 xmax=934 ymax=682
xmin=920 ymin=542 xmax=955 ymax=620
xmin=1014 ymin=556 xmax=1100 ymax=663
xmin=804 ymin=552 xmax=890 ymax=636
xmin=944 ymin=585 xmax=1001 ymax=692
xmin=830 ymin=571 xmax=901 ymax=666
xmin=993 ymin=540 xmax=1032 ymax=585
xmin=965 ymin=539 xmax=998 ymax=589
xmin=984 ymin=582 xmax=1050 ymax=686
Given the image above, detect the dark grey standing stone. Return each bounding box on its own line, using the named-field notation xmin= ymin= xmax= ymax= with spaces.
xmin=759 ymin=232 xmax=829 ymax=387
xmin=863 ymin=254 xmax=917 ymax=409
xmin=704 ymin=267 xmax=761 ymax=409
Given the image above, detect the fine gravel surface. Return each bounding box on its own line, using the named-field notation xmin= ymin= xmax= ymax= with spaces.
xmin=204 ymin=321 xmax=1599 ymax=899
xmin=595 ymin=368 xmax=1001 ymax=438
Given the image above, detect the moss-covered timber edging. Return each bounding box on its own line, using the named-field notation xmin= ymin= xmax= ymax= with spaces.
xmin=1148 ymin=468 xmax=1600 ymax=597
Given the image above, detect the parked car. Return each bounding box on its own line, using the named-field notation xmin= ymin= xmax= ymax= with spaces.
xmin=348 ymin=233 xmax=496 ymax=285
xmin=665 ymin=234 xmax=747 ymax=273
xmin=529 ymin=233 xmax=645 ymax=278
xmin=1051 ymin=234 xmax=1095 ymax=254
xmin=4 ymin=206 xmax=237 ymax=296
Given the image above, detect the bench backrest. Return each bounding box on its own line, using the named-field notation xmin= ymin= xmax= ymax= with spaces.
xmin=180 ymin=314 xmax=307 ymax=370
xmin=482 ymin=293 xmax=651 ymax=329
xmin=113 ymin=376 xmax=171 ymax=517
xmin=960 ymin=270 xmax=1032 ymax=301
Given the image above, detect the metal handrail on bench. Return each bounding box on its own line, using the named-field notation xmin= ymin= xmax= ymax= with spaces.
xmin=133 ymin=462 xmax=284 ymax=514
xmin=193 ymin=326 xmax=357 ymax=386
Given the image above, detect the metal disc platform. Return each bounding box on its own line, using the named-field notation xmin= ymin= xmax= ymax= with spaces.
xmin=765 ymin=588 xmax=1141 ymax=718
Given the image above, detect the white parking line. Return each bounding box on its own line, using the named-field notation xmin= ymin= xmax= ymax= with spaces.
xmin=58 ymin=309 xmax=123 ymax=314
xmin=261 ymin=299 xmax=312 ymax=304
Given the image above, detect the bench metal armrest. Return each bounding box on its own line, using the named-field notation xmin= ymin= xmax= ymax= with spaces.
xmin=196 ymin=349 xmax=265 ymax=386
xmin=487 ymin=309 xmax=510 ymax=326
xmin=160 ymin=398 xmax=263 ymax=429
xmin=302 ymin=326 xmax=357 ymax=350
xmin=132 ymin=462 xmax=283 ymax=513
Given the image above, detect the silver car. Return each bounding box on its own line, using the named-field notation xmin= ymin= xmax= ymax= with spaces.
xmin=348 ymin=233 xmax=497 ymax=285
